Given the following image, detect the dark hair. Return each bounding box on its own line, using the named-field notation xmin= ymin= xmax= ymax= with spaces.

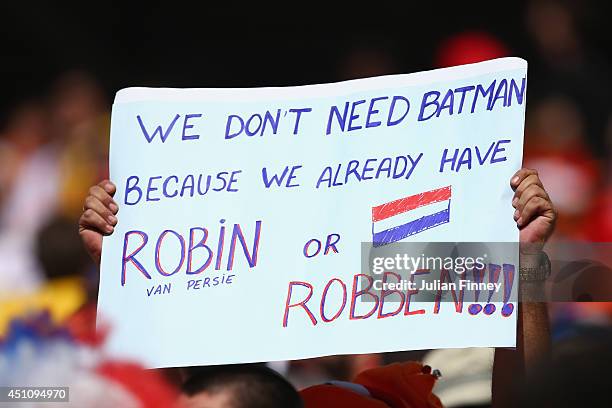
xmin=182 ymin=364 xmax=302 ymax=408
xmin=36 ymin=215 xmax=90 ymax=280
xmin=519 ymin=327 xmax=612 ymax=407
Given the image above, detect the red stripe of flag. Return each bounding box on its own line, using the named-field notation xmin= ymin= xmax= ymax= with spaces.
xmin=371 ymin=185 xmax=452 ymax=222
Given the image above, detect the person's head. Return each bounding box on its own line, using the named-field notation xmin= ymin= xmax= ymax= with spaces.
xmin=519 ymin=327 xmax=612 ymax=407
xmin=180 ymin=364 xmax=302 ymax=408
xmin=36 ymin=215 xmax=91 ymax=281
xmin=50 ymin=70 xmax=105 ymax=134
xmin=36 ymin=215 xmax=99 ymax=301
xmin=3 ymin=99 xmax=50 ymax=151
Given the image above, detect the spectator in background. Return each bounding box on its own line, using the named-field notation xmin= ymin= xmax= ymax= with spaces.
xmin=0 ymin=101 xmax=59 ymax=294
xmin=337 ymin=45 xmax=398 ymax=81
xmin=525 ymin=0 xmax=611 ymax=163
xmin=181 ymin=365 xmax=303 ymax=408
xmin=434 ymin=31 xmax=509 ymax=68
xmin=50 ymin=71 xmax=110 ymax=219
xmin=0 ymin=216 xmax=93 ymax=336
xmin=519 ymin=326 xmax=612 ymax=407
xmin=524 ymin=95 xmax=602 ymax=240
xmin=300 ymin=362 xmax=442 ymax=408
xmin=523 ymin=0 xmax=611 ymax=242
xmin=0 ymin=314 xmax=179 ymax=408
xmin=0 ymin=70 xmax=108 ymax=293
xmin=0 ymin=101 xmax=50 ymax=205
xmin=0 ymin=71 xmax=107 ymax=335
xmin=583 ymin=185 xmax=612 ymax=241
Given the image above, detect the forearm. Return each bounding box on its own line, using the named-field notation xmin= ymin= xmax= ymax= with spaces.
xmin=492 ymin=252 xmax=551 ymax=408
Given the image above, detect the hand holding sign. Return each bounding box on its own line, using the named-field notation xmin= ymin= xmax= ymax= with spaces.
xmin=510 ymin=168 xmax=556 ymax=245
xmin=79 ymin=180 xmax=118 ymax=264
xmin=95 ymin=58 xmax=531 ymax=368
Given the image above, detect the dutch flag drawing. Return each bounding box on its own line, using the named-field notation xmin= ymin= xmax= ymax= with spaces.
xmin=371 ymin=185 xmax=452 ymax=247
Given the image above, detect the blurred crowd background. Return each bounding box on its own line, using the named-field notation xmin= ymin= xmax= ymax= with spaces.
xmin=0 ymin=1 xmax=610 ymax=407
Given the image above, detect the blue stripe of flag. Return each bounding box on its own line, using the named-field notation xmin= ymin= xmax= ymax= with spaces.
xmin=372 ymin=205 xmax=451 ymax=247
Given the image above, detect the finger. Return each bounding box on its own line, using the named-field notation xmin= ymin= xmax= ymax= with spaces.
xmin=79 ymin=208 xmax=114 ymax=234
xmin=517 ymin=196 xmax=554 ymax=227
xmin=513 ymin=174 xmax=544 ymax=200
xmin=98 ymin=179 xmax=117 ymax=196
xmin=84 ymin=196 xmax=117 ymax=226
xmin=510 ymin=168 xmax=538 ymax=190
xmin=514 ymin=184 xmax=548 ymax=214
xmin=89 ymin=185 xmax=119 ymax=214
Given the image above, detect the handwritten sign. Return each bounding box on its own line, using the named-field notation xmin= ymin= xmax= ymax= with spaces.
xmin=98 ymin=57 xmax=526 ymax=368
